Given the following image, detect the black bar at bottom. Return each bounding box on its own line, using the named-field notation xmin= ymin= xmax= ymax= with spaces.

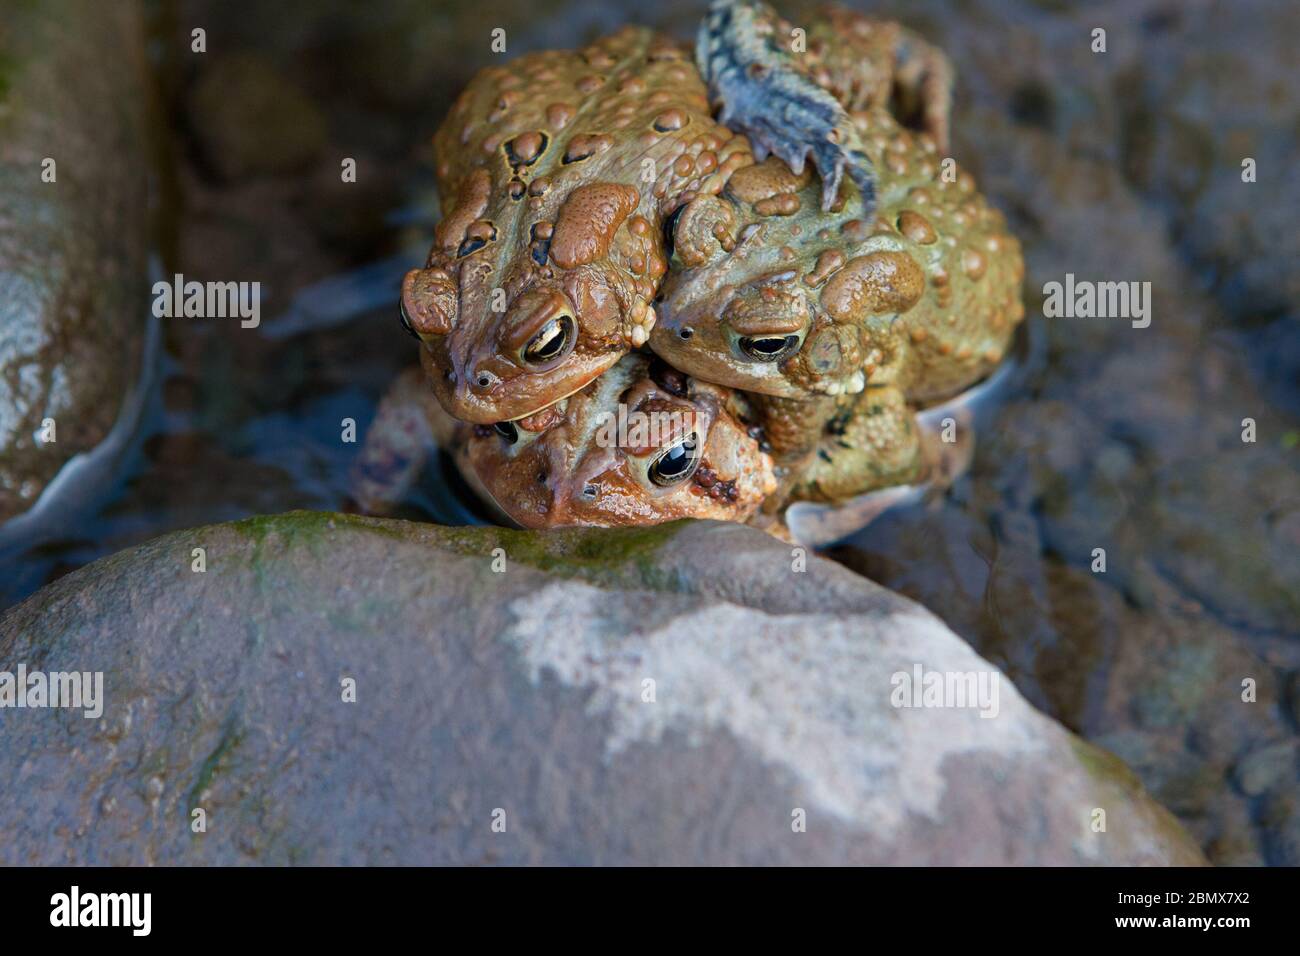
xmin=0 ymin=865 xmax=1282 ymax=942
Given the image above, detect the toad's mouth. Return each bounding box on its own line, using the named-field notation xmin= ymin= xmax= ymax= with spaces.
xmin=501 ymin=386 xmax=584 ymax=424
xmin=422 ymin=341 xmax=620 ymax=425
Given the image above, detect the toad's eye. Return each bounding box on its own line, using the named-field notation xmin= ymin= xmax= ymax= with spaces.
xmin=493 ymin=421 xmax=518 ymax=444
xmin=663 ymin=203 xmax=686 ymax=261
xmin=648 ymin=433 xmax=701 ymax=487
xmin=398 ymin=299 xmax=421 ymax=341
xmin=522 ymin=315 xmax=574 ymax=365
xmin=738 ymin=334 xmax=800 ymax=362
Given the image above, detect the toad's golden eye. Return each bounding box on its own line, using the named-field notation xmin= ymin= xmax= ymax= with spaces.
xmin=522 ymin=315 xmax=574 ymax=365
xmin=738 ymin=334 xmax=800 ymax=362
xmin=648 ymin=433 xmax=701 ymax=487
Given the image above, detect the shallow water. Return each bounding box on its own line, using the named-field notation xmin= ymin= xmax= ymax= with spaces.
xmin=1 ymin=0 xmax=1297 ymax=864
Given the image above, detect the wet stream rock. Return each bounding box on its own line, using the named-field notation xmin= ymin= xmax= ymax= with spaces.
xmin=0 ymin=0 xmax=154 ymax=524
xmin=0 ymin=513 xmax=1203 ymax=865
xmin=823 ymin=0 xmax=1299 ymax=866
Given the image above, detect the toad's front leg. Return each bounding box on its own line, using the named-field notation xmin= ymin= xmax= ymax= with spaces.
xmin=778 ymin=374 xmax=997 ymax=546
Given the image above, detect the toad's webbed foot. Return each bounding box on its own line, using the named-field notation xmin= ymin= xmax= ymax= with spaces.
xmin=697 ymin=0 xmax=875 ymax=214
xmin=349 ymin=367 xmax=443 ymax=515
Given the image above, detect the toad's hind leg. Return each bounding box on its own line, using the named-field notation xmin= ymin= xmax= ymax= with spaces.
xmin=697 ymin=0 xmax=875 ymax=213
xmin=892 ymin=27 xmax=954 ymax=152
xmin=348 ymin=366 xmax=450 ymax=515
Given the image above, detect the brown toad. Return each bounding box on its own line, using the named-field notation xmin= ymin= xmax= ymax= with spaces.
xmin=349 ymin=354 xmax=934 ymax=537
xmin=351 ymin=355 xmax=777 ymax=528
xmin=361 ymin=1 xmax=1022 ymax=535
xmin=400 ymin=26 xmax=753 ymax=424
xmin=652 ymin=112 xmax=1025 ymax=408
xmin=657 ymin=2 xmax=1024 ymax=408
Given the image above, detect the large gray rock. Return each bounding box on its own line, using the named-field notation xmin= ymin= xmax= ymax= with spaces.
xmin=0 ymin=0 xmax=153 ymax=525
xmin=0 ymin=513 xmax=1203 ymax=865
